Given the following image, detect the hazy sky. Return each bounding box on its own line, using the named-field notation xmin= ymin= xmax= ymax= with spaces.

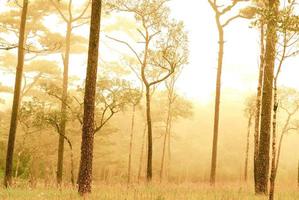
xmin=169 ymin=0 xmax=299 ymax=103
xmin=1 ymin=0 xmax=299 ymax=105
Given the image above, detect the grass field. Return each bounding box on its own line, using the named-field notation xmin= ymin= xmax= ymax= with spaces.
xmin=1 ymin=183 xmax=299 ymax=200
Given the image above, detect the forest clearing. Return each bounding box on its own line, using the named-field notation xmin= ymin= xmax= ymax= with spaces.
xmin=1 ymin=0 xmax=299 ymax=199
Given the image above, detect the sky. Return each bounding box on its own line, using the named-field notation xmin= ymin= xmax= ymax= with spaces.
xmin=169 ymin=0 xmax=299 ymax=103
xmin=1 ymin=0 xmax=299 ymax=105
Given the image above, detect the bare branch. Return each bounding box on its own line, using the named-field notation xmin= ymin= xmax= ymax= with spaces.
xmin=106 ymin=35 xmax=143 ymax=65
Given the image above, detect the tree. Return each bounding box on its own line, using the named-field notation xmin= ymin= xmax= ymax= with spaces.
xmin=159 ymin=71 xmax=193 ymax=182
xmin=127 ymin=89 xmax=142 ymax=184
xmin=254 ymin=18 xmax=265 ymax=194
xmin=255 ymin=0 xmax=280 ymax=194
xmin=77 ymin=0 xmax=102 ymax=195
xmin=4 ymin=0 xmax=28 ymax=187
xmin=108 ymin=0 xmax=188 ymax=181
xmin=243 ymin=95 xmax=256 ymax=182
xmin=269 ymin=2 xmax=299 ymax=198
xmin=50 ymin=0 xmax=90 ymax=186
xmin=207 ymin=0 xmax=250 ymax=185
xmin=269 ymin=88 xmax=299 ymax=200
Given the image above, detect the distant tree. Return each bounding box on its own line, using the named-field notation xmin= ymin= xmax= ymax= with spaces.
xmin=77 ymin=0 xmax=102 ymax=194
xmin=269 ymin=3 xmax=299 ymax=198
xmin=50 ymin=0 xmax=90 ymax=186
xmin=127 ymin=88 xmax=142 ymax=184
xmin=207 ymin=0 xmax=250 ymax=185
xmin=4 ymin=0 xmax=28 ymax=187
xmin=159 ymin=73 xmax=193 ymax=182
xmin=108 ymin=0 xmax=188 ymax=181
xmin=270 ymin=88 xmax=299 ymax=200
xmin=243 ymin=95 xmax=256 ymax=182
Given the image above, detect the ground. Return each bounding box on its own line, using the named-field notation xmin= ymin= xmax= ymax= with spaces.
xmin=0 ymin=183 xmax=298 ymax=199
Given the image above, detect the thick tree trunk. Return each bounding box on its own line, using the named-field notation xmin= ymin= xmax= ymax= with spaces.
xmin=210 ymin=14 xmax=224 ymax=185
xmin=244 ymin=116 xmax=252 ymax=182
xmin=77 ymin=0 xmax=102 ymax=195
xmin=145 ymin=85 xmax=153 ymax=181
xmin=57 ymin=21 xmax=71 ymax=187
xmin=256 ymin=0 xmax=278 ymax=194
xmin=4 ymin=0 xmax=28 ymax=187
xmin=254 ymin=23 xmax=265 ymax=193
xmin=127 ymin=105 xmax=136 ymax=184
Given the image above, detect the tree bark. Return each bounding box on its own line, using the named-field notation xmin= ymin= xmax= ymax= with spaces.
xmin=254 ymin=23 xmax=265 ymax=193
xmin=256 ymin=0 xmax=279 ymax=194
xmin=77 ymin=0 xmax=102 ymax=195
xmin=145 ymin=85 xmax=153 ymax=181
xmin=127 ymin=105 xmax=136 ymax=184
xmin=57 ymin=21 xmax=71 ymax=187
xmin=210 ymin=13 xmax=224 ymax=186
xmin=4 ymin=0 xmax=28 ymax=187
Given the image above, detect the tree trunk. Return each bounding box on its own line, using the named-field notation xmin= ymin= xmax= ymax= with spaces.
xmin=145 ymin=85 xmax=153 ymax=182
xmin=66 ymin=139 xmax=75 ymax=187
xmin=77 ymin=0 xmax=102 ymax=195
xmin=256 ymin=0 xmax=279 ymax=194
xmin=57 ymin=21 xmax=72 ymax=187
xmin=244 ymin=116 xmax=252 ymax=182
xmin=160 ymin=95 xmax=172 ymax=182
xmin=137 ymin=123 xmax=147 ymax=183
xmin=127 ymin=105 xmax=136 ymax=184
xmin=210 ymin=14 xmax=224 ymax=186
xmin=254 ymin=23 xmax=265 ymax=193
xmin=166 ymin=114 xmax=173 ymax=179
xmin=4 ymin=0 xmax=28 ymax=187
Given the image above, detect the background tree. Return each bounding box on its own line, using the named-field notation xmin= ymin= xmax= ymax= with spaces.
xmin=50 ymin=0 xmax=90 ymax=186
xmin=108 ymin=0 xmax=188 ymax=181
xmin=243 ymin=95 xmax=256 ymax=182
xmin=207 ymin=0 xmax=250 ymax=185
xmin=269 ymin=3 xmax=299 ymax=196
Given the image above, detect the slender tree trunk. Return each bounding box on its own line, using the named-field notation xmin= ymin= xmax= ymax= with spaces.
xmin=77 ymin=0 xmax=102 ymax=195
xmin=256 ymin=0 xmax=279 ymax=194
xmin=244 ymin=116 xmax=252 ymax=182
xmin=127 ymin=105 xmax=136 ymax=184
xmin=210 ymin=14 xmax=224 ymax=185
xmin=138 ymin=123 xmax=147 ymax=183
xmin=57 ymin=21 xmax=72 ymax=187
xmin=66 ymin=139 xmax=75 ymax=187
xmin=269 ymin=112 xmax=292 ymax=199
xmin=4 ymin=0 xmax=28 ymax=187
xmin=145 ymin=85 xmax=153 ymax=181
xmin=15 ymin=151 xmax=21 ymax=178
xmin=269 ymin=102 xmax=277 ymax=200
xmin=166 ymin=115 xmax=173 ymax=179
xmin=160 ymin=97 xmax=172 ymax=182
xmin=254 ymin=23 xmax=265 ymax=193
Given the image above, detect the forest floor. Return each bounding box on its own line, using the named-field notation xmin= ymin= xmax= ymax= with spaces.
xmin=0 ymin=182 xmax=298 ymax=199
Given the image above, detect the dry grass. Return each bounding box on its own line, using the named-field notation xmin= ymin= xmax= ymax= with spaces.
xmin=0 ymin=182 xmax=298 ymax=199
